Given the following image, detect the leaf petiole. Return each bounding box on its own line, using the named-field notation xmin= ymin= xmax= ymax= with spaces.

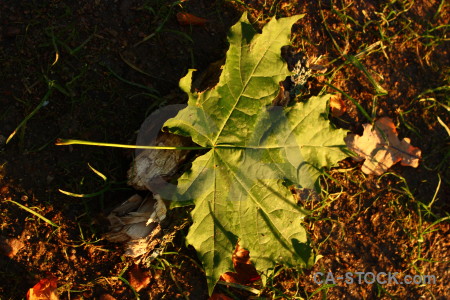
xmin=55 ymin=138 xmax=209 ymax=150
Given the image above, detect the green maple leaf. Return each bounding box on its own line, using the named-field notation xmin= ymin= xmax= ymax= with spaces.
xmin=163 ymin=13 xmax=349 ymax=293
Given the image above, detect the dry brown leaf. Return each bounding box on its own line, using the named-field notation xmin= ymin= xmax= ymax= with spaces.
xmin=329 ymin=94 xmax=347 ymax=117
xmin=104 ymin=194 xmax=166 ymax=257
xmin=219 ymin=244 xmax=260 ymax=284
xmin=26 ymin=275 xmax=58 ymax=300
xmin=104 ymin=194 xmax=164 ymax=242
xmin=177 ymin=12 xmax=208 ymax=26
xmin=128 ymin=264 xmax=151 ymax=292
xmin=176 ymin=12 xmax=208 ymax=26
xmin=345 ymin=117 xmax=422 ymax=175
xmin=272 ymin=83 xmax=290 ymax=107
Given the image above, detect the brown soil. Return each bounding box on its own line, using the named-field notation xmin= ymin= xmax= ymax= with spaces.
xmin=1 ymin=0 xmax=448 ymax=299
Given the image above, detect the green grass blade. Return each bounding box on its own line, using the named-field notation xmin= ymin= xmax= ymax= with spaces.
xmin=5 ymin=200 xmax=59 ymax=228
xmin=437 ymin=116 xmax=450 ymax=136
xmin=6 ymin=88 xmax=53 ymax=144
xmin=88 ymin=163 xmax=107 ymax=182
xmin=103 ymin=63 xmax=161 ymax=92
xmin=58 ymin=184 xmax=111 ymax=198
xmin=117 ymin=276 xmax=140 ymax=300
xmin=325 ymin=83 xmax=373 ymax=122
xmin=216 ymin=281 xmax=260 ymax=294
xmin=345 ymin=55 xmax=388 ymax=95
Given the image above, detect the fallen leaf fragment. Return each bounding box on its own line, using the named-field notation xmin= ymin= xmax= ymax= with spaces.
xmin=220 ymin=244 xmax=260 ymax=284
xmin=105 ymin=194 xmax=166 ymax=242
xmin=128 ymin=264 xmax=151 ymax=292
xmin=176 ymin=12 xmax=208 ymax=26
xmin=104 ymin=194 xmax=166 ymax=257
xmin=26 ymin=275 xmax=58 ymax=300
xmin=345 ymin=117 xmax=422 ymax=175
xmin=329 ymin=94 xmax=347 ymax=117
xmin=272 ymin=83 xmax=290 ymax=107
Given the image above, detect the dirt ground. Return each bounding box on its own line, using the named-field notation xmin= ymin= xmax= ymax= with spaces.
xmin=0 ymin=0 xmax=448 ymax=299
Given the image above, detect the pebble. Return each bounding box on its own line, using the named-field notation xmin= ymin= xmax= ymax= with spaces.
xmin=99 ymin=294 xmax=117 ymax=300
xmin=0 ymin=238 xmax=19 ymax=257
xmin=46 ymin=175 xmax=54 ymax=184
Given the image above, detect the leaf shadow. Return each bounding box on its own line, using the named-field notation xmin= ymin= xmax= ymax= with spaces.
xmin=255 ymin=179 xmax=313 ymax=266
xmin=207 ymin=200 xmax=239 ymax=257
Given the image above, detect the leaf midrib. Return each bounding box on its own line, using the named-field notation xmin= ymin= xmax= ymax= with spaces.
xmin=215 ymin=149 xmax=298 ymax=256
xmin=211 ymin=27 xmax=287 ymax=145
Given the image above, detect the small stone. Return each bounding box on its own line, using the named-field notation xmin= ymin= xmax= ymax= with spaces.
xmin=0 ymin=237 xmax=25 ymax=258
xmin=99 ymin=294 xmax=116 ymax=300
xmin=0 ymin=186 xmax=9 ymax=194
xmin=46 ymin=175 xmax=54 ymax=184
